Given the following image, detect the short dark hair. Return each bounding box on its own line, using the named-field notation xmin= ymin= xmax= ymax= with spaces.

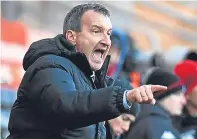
xmin=63 ymin=3 xmax=110 ymax=34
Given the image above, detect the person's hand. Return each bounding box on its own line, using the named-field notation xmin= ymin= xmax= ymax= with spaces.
xmin=126 ymin=85 xmax=167 ymax=105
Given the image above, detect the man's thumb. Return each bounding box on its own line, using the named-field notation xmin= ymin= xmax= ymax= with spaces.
xmin=150 ymin=98 xmax=156 ymax=105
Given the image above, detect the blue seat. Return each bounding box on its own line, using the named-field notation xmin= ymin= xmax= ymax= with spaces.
xmin=1 ymin=88 xmax=17 ymax=107
xmin=1 ymin=88 xmax=17 ymax=139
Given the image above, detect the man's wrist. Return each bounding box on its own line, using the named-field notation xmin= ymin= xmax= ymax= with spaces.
xmin=123 ymin=90 xmax=132 ymax=110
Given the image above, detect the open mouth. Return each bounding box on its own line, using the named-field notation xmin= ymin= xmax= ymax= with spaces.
xmin=91 ymin=48 xmax=106 ymax=63
xmin=94 ymin=48 xmax=106 ymax=59
xmin=94 ymin=49 xmax=105 ymax=57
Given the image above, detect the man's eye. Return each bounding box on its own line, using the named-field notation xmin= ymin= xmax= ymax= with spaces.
xmin=107 ymin=32 xmax=112 ymax=36
xmin=122 ymin=116 xmax=131 ymax=121
xmin=93 ymin=30 xmax=99 ymax=33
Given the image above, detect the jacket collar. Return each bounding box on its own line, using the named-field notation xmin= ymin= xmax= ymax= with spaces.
xmin=55 ymin=34 xmax=110 ymax=81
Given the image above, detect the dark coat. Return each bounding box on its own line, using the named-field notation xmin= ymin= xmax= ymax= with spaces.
xmin=173 ymin=114 xmax=197 ymax=139
xmin=124 ymin=104 xmax=182 ymax=139
xmin=7 ymin=34 xmax=132 ymax=139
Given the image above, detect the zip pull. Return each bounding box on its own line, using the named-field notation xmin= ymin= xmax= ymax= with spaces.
xmin=90 ymin=71 xmax=97 ymax=89
xmin=90 ymin=71 xmax=96 ymax=82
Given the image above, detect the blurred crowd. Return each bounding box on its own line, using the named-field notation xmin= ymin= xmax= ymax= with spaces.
xmin=105 ymin=28 xmax=197 ymax=139
xmin=1 ymin=1 xmax=197 ymax=139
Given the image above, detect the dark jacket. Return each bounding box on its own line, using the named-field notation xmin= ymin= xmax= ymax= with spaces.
xmin=7 ymin=34 xmax=131 ymax=139
xmin=124 ymin=104 xmax=181 ymax=139
xmin=173 ymin=115 xmax=197 ymax=139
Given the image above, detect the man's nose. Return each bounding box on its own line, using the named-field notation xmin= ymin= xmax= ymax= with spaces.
xmin=100 ymin=34 xmax=111 ymax=47
xmin=121 ymin=125 xmax=129 ymax=132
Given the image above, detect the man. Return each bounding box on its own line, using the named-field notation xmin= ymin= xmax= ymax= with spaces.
xmin=124 ymin=68 xmax=186 ymax=139
xmin=107 ymin=113 xmax=136 ymax=139
xmin=173 ymin=60 xmax=197 ymax=139
xmin=107 ymin=104 xmax=139 ymax=139
xmin=7 ymin=3 xmax=167 ymax=139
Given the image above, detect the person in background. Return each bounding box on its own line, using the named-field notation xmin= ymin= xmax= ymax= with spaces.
xmin=124 ymin=68 xmax=186 ymax=139
xmin=107 ymin=29 xmax=141 ymax=89
xmin=106 ymin=29 xmax=140 ymax=139
xmin=107 ymin=28 xmax=129 ymax=79
xmin=107 ymin=102 xmax=139 ymax=139
xmin=173 ymin=60 xmax=197 ymax=139
xmin=184 ymin=50 xmax=197 ymax=61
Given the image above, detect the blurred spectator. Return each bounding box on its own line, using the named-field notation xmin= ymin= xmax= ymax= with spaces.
xmin=107 ymin=28 xmax=129 ymax=79
xmin=150 ymin=53 xmax=166 ymax=68
xmin=124 ymin=68 xmax=186 ymax=139
xmin=107 ymin=100 xmax=139 ymax=139
xmin=173 ymin=60 xmax=197 ymax=139
xmin=107 ymin=113 xmax=136 ymax=139
xmin=107 ymin=36 xmax=121 ymax=77
xmin=105 ymin=73 xmax=140 ymax=139
xmin=107 ymin=29 xmax=141 ymax=88
xmin=184 ymin=50 xmax=197 ymax=61
xmin=106 ymin=29 xmax=140 ymax=139
xmin=121 ymin=34 xmax=141 ymax=88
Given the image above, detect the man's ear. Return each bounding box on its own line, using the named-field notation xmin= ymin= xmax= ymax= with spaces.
xmin=65 ymin=30 xmax=77 ymax=45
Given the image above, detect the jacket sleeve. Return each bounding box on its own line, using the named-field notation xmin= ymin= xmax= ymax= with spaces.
xmin=112 ymin=75 xmax=140 ymax=116
xmin=27 ymin=67 xmax=126 ymax=128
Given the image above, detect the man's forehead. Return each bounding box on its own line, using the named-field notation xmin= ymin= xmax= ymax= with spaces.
xmin=81 ymin=10 xmax=112 ymax=30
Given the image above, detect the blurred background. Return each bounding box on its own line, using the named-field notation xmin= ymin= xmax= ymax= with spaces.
xmin=1 ymin=1 xmax=197 ymax=138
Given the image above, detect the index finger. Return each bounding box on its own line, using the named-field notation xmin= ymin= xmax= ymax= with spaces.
xmin=151 ymin=85 xmax=167 ymax=92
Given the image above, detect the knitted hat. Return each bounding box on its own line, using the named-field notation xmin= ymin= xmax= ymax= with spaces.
xmin=143 ymin=67 xmax=184 ymax=100
xmin=174 ymin=60 xmax=197 ymax=95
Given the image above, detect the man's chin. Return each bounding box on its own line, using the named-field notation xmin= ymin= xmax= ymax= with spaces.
xmin=173 ymin=111 xmax=182 ymax=116
xmin=90 ymin=63 xmax=103 ymax=71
